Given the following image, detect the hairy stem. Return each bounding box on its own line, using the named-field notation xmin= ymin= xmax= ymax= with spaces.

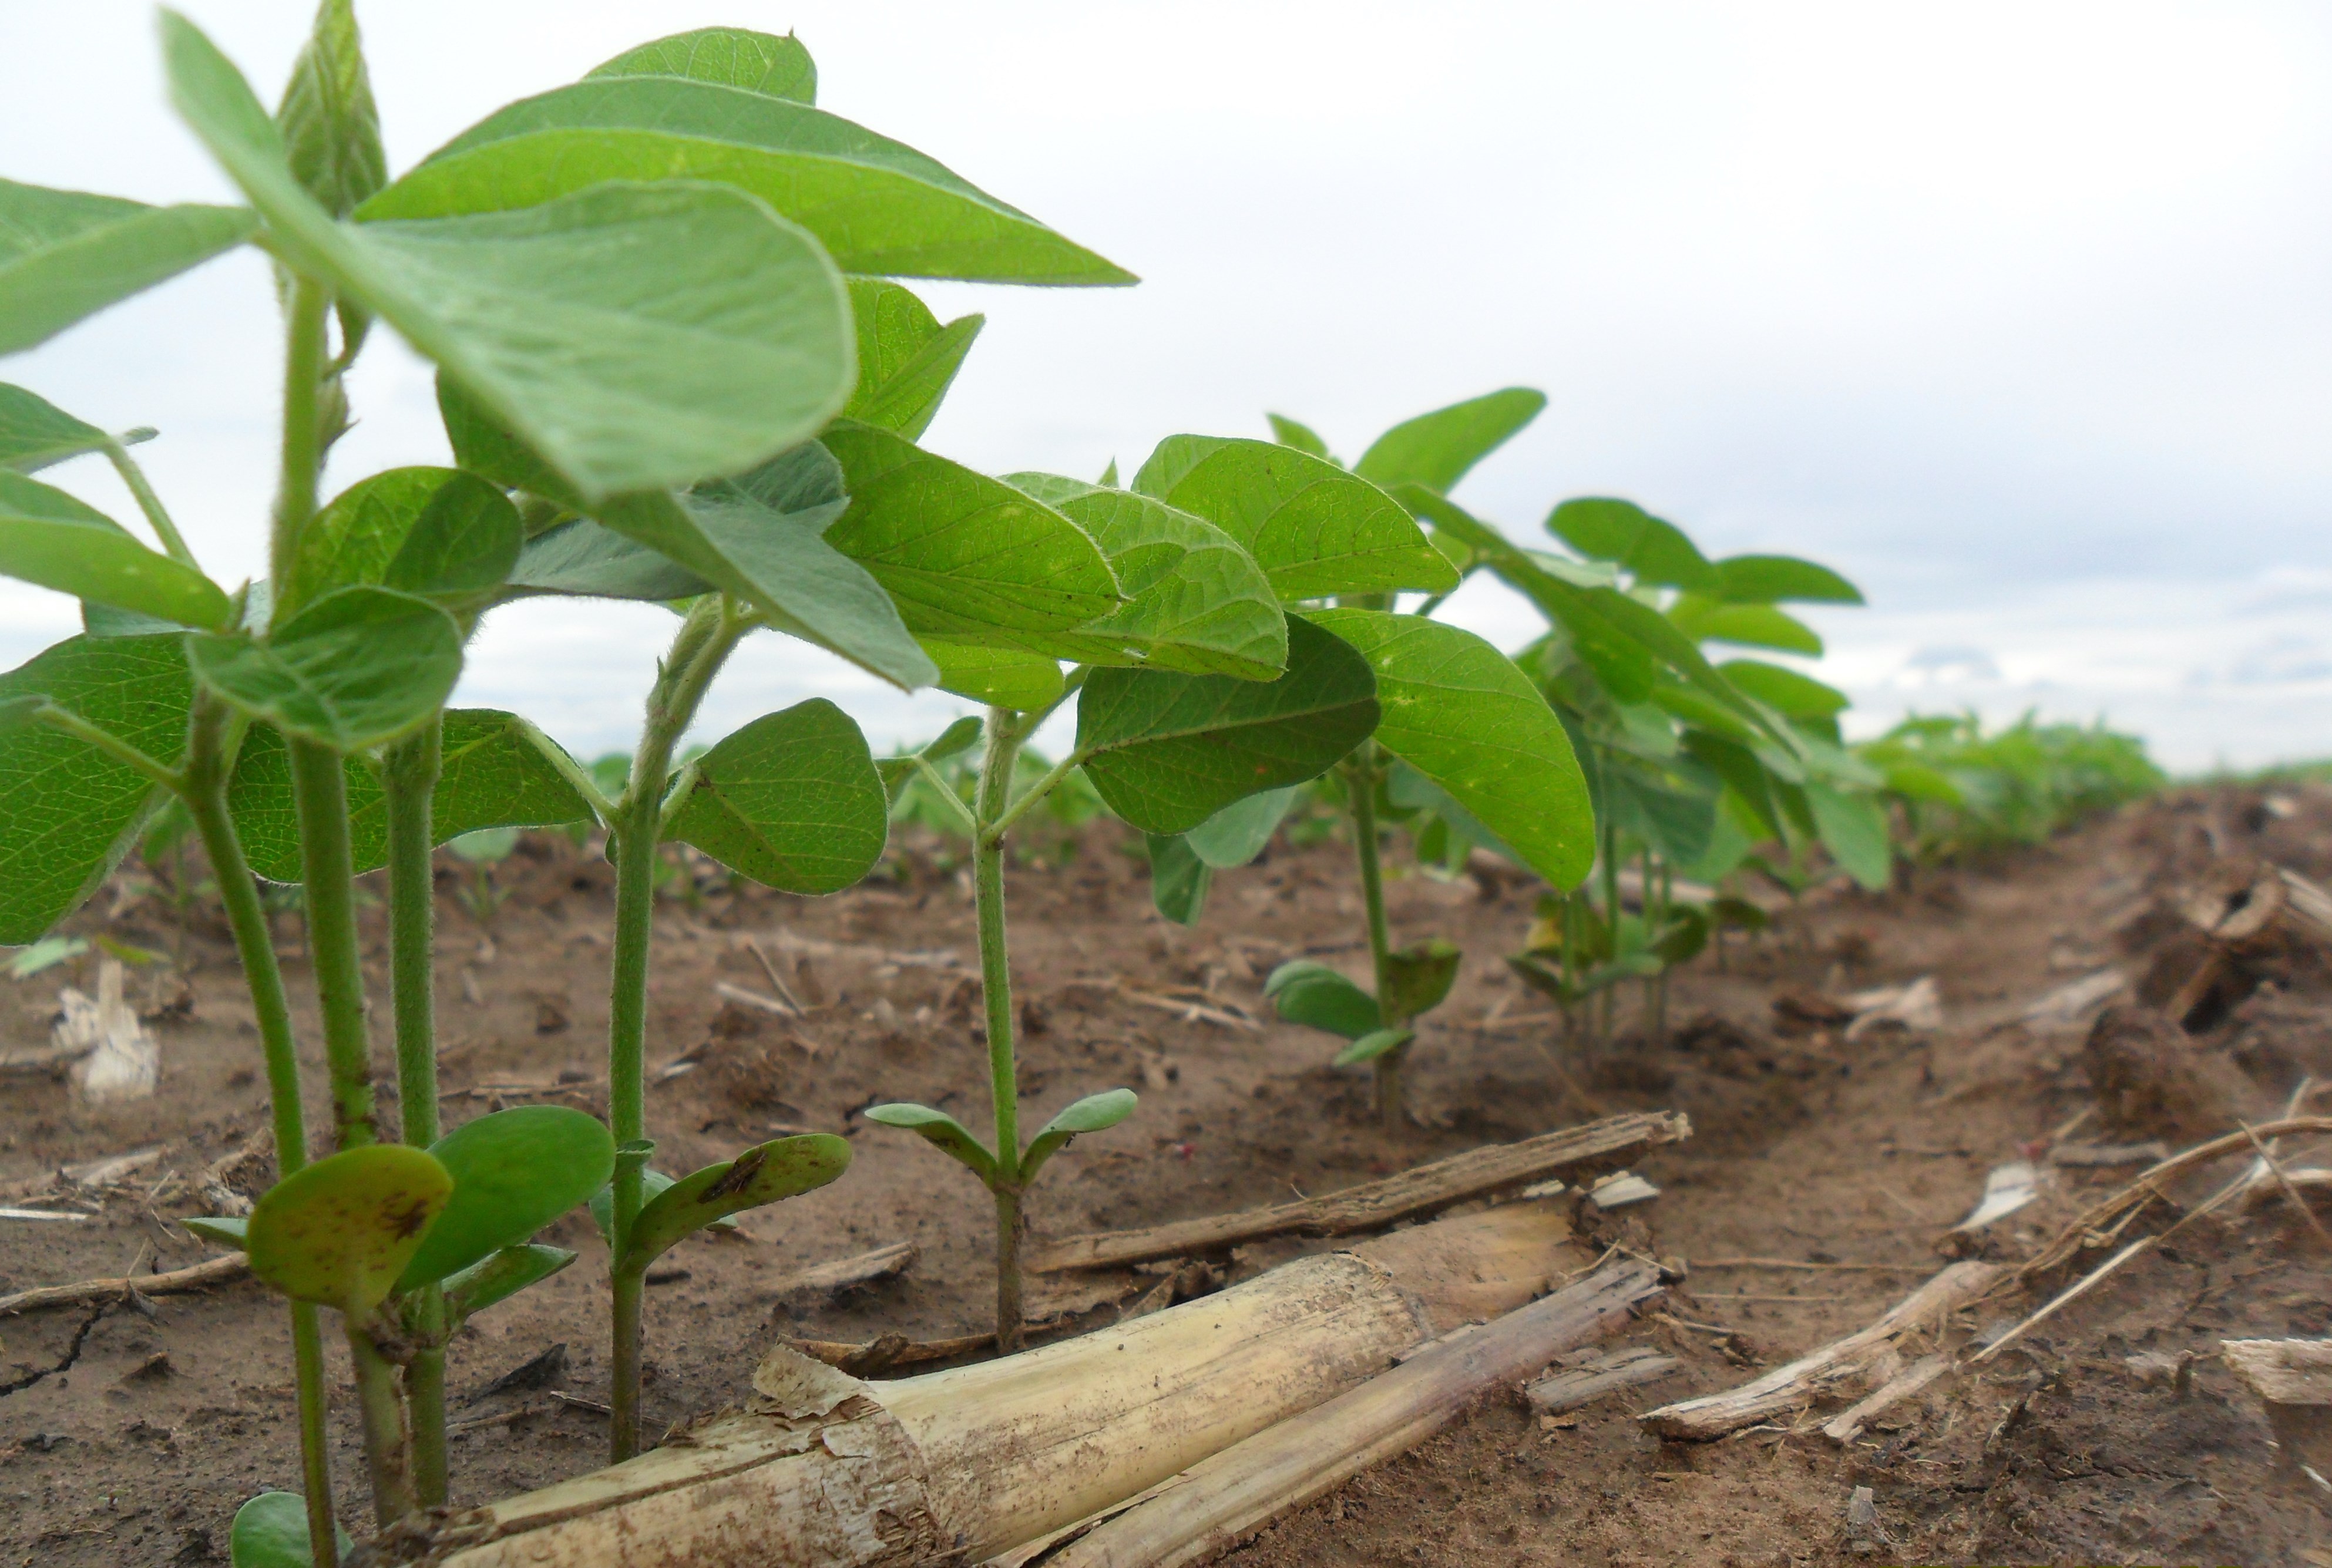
xmin=382 ymin=717 xmax=448 ymax=1504
xmin=975 ymin=706 xmax=1029 ymax=1350
xmin=349 ymin=1331 xmax=415 ymax=1527
xmin=269 ymin=277 xmax=330 ymax=624
xmin=606 ymin=599 xmax=740 ymax=1463
xmin=1345 ymin=748 xmax=1402 ymax=1129
xmin=183 ymin=694 xmax=338 ymax=1565
xmin=103 ymin=439 xmax=199 ymax=569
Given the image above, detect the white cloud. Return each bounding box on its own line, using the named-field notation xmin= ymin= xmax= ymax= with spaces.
xmin=2 ymin=1 xmax=2327 ymax=771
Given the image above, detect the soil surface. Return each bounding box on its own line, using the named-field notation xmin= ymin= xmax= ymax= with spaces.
xmin=4 ymin=788 xmax=2330 ymax=1566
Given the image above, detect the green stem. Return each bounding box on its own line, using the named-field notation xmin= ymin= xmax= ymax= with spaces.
xmin=975 ymin=706 xmax=1028 ymax=1350
xmin=182 ymin=694 xmax=338 ymax=1567
xmin=382 ymin=716 xmax=447 ymax=1505
xmin=1345 ymin=748 xmax=1401 ymax=1129
xmin=348 ymin=1332 xmax=415 ymax=1527
xmin=982 ymin=748 xmax=1085 ymax=846
xmin=33 ymin=705 xmax=182 ymax=791
xmin=103 ymin=439 xmax=199 ymax=569
xmin=270 ymin=277 xmax=330 ymax=625
xmin=288 ymin=739 xmax=375 ymax=1150
xmin=605 ymin=598 xmax=741 ymax=1463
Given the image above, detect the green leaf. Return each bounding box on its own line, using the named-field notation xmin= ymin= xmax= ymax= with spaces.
xmin=922 ymin=715 xmax=984 ymax=763
xmin=1184 ymin=784 xmax=1299 ymax=868
xmin=442 ymin=1243 xmax=575 ymax=1327
xmin=361 ymin=75 xmax=1134 ymax=286
xmin=182 ymin=1214 xmax=247 ymax=1247
xmin=0 ymin=633 xmax=190 ymax=944
xmin=227 ymin=708 xmax=594 ymax=883
xmin=164 ymin=14 xmax=854 ymax=504
xmin=1333 ymin=1026 xmax=1412 ymax=1068
xmin=1263 ymin=959 xmax=1380 ymax=1040
xmin=821 ymin=423 xmax=1120 ymax=648
xmin=0 ymin=470 xmax=231 ymax=629
xmin=1718 ymin=658 xmax=1847 ymax=719
xmin=618 ymin=1134 xmax=851 ymax=1274
xmin=665 ymin=699 xmax=888 ymax=893
xmin=505 ymin=517 xmax=706 ymax=603
xmin=1416 ymin=491 xmax=1771 ymax=732
xmin=590 ymin=1165 xmax=735 ymax=1244
xmin=187 ymin=586 xmax=462 ymax=753
xmin=244 ymin=1144 xmax=453 ymax=1318
xmin=1668 ymin=596 xmax=1823 ymax=656
xmin=1601 ymin=758 xmax=1718 ymax=867
xmin=1381 ymin=938 xmax=1460 ymax=1021
xmin=1004 ymin=473 xmax=1286 ymax=678
xmin=1133 ymin=436 xmax=1456 ymax=601
xmin=228 ymin=1491 xmax=351 ymax=1568
xmin=275 ymin=0 xmax=384 ymax=220
xmin=588 ymin=28 xmax=818 ymax=102
xmin=395 ymin=1106 xmax=615 ymax=1291
xmin=286 ymin=467 xmax=518 ymax=615
xmin=0 ymin=384 xmax=112 ymax=473
xmin=842 ymin=280 xmax=983 ymax=441
xmin=1021 ymin=1087 xmax=1137 ymax=1176
xmin=0 ymin=177 xmax=256 ymax=356
xmin=1077 ymin=618 xmax=1377 ymax=835
xmin=863 ymin=1102 xmax=997 ymax=1184
xmin=1805 ymin=780 xmax=1892 ymax=891
xmin=921 ymin=643 xmax=1064 ymax=709
xmin=1709 ymin=554 xmax=1863 ymax=605
xmin=1547 ymin=497 xmax=1711 ymax=591
xmin=1876 ymin=759 xmax=1963 ymax=807
xmin=1265 ymin=413 xmax=1335 ymax=464
xmin=1354 ymin=388 xmax=1544 ymax=494
xmin=1144 ymin=833 xmax=1212 ymax=926
xmin=1303 ymin=609 xmax=1593 ymax=889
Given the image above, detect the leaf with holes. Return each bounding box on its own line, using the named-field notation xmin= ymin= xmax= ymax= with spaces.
xmin=664 ymin=699 xmax=888 ymax=893
xmin=244 ymin=1145 xmax=452 ymax=1318
xmin=1077 ymin=618 xmax=1376 ymax=835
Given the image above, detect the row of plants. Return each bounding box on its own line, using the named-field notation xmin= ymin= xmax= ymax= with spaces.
xmin=0 ymin=8 xmax=2168 ymax=1563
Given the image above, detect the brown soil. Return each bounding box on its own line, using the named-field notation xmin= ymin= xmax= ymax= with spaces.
xmin=4 ymin=788 xmax=2330 ymax=1566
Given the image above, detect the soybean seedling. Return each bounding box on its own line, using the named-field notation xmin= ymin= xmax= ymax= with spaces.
xmin=1154 ymin=395 xmax=1597 ymax=1126
xmin=390 ymin=25 xmax=1135 ymax=1457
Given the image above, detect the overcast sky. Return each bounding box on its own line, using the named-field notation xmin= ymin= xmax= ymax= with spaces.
xmin=4 ymin=1 xmax=2327 ymax=769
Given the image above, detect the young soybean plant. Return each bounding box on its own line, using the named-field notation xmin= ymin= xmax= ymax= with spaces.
xmin=1160 ymin=395 xmax=1598 ymax=1127
xmin=861 ymin=426 xmax=1574 ymax=1333
xmin=367 ymin=23 xmax=1137 ymax=1455
xmin=0 ymin=3 xmax=919 ymax=1551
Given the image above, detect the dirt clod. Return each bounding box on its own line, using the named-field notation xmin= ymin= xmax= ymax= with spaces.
xmin=2083 ymin=1002 xmax=2238 ymax=1139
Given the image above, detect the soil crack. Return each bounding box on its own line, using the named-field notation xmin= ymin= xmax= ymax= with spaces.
xmin=0 ymin=1301 xmax=109 ymax=1397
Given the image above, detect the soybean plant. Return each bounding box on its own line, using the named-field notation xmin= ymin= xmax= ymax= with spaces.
xmin=1161 ymin=395 xmax=1597 ymax=1126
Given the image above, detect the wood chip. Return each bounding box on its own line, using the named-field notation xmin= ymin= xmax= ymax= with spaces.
xmin=61 ymin=959 xmax=157 ymax=1104
xmin=770 ymin=1241 xmax=916 ymax=1300
xmin=0 ymin=1251 xmax=248 ymax=1315
xmin=2021 ymin=968 xmax=2127 ymax=1032
xmin=713 ymin=980 xmax=800 ymax=1019
xmin=1822 ymin=1352 xmax=1950 ymax=1442
xmin=1947 ymin=1161 xmax=2043 ymax=1235
xmin=1525 ymin=1346 xmax=1679 ymax=1415
xmin=1029 ymin=1110 xmax=1691 ymax=1274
